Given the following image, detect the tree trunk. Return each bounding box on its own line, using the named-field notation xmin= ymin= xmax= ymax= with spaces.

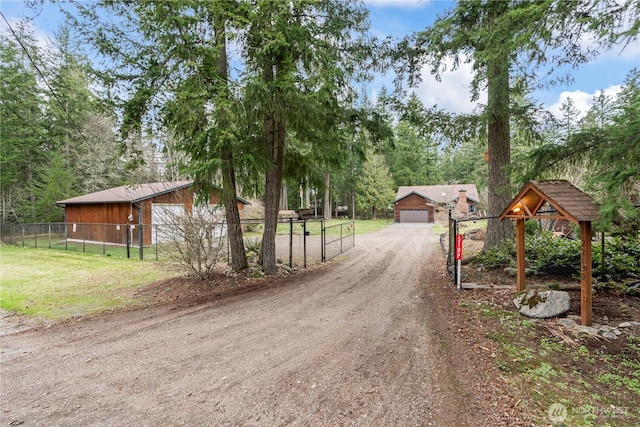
xmin=304 ymin=180 xmax=310 ymax=209
xmin=215 ymin=14 xmax=248 ymax=272
xmin=280 ymin=184 xmax=288 ymax=210
xmin=483 ymin=5 xmax=514 ymax=251
xmin=324 ymin=171 xmax=331 ymax=220
xmin=259 ymin=61 xmax=285 ymax=275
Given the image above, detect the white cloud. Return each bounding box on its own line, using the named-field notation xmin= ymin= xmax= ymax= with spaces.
xmin=598 ymin=38 xmax=640 ymax=62
xmin=547 ymin=85 xmax=623 ymax=119
xmin=365 ymin=0 xmax=431 ymax=9
xmin=577 ymin=30 xmax=640 ymax=63
xmin=1 ymin=17 xmax=53 ymax=55
xmin=414 ymin=58 xmax=486 ymax=114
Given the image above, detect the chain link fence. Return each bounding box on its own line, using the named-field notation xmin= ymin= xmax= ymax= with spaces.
xmin=445 ymin=216 xmax=640 ymax=291
xmin=0 ymin=219 xmax=356 ymax=270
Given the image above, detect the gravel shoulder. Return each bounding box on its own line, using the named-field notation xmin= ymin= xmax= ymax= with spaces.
xmin=1 ymin=224 xmax=492 ymax=426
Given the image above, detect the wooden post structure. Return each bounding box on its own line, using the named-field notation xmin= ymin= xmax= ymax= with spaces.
xmin=499 ymin=181 xmax=600 ymax=328
xmin=580 ymin=221 xmax=592 ymax=326
xmin=516 ymin=219 xmax=526 ymax=292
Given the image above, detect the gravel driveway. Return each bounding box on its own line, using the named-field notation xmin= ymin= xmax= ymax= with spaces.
xmin=1 ymin=224 xmax=483 ymax=426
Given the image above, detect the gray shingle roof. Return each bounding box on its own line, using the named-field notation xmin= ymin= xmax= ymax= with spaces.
xmin=394 ymin=184 xmax=480 ymax=204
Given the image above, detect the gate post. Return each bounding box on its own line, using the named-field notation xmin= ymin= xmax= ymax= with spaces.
xmin=303 ymin=220 xmax=307 ymax=269
xmin=289 ymin=218 xmax=293 ymax=268
xmin=126 ymin=224 xmax=131 ymax=259
xmin=321 ymin=219 xmax=325 ymax=262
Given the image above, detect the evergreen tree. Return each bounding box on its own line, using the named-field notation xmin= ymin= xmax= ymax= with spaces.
xmin=241 ymin=0 xmax=376 ymax=273
xmin=385 ymin=95 xmax=442 ymax=187
xmin=73 ymin=1 xmax=250 ymax=271
xmin=356 ymin=151 xmax=396 ymax=219
xmin=527 ymin=69 xmax=640 ymax=228
xmin=35 ymin=152 xmax=78 ymax=222
xmin=395 ymin=0 xmax=636 ymax=250
xmin=0 ymin=29 xmax=45 ymax=222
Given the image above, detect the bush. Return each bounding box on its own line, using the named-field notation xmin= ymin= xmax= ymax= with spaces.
xmin=156 ymin=205 xmax=227 ymax=280
xmin=524 ymin=219 xmax=541 ymax=236
xmin=525 ymin=232 xmax=581 ymax=278
xmin=598 ymin=236 xmax=640 ymax=282
xmin=473 ymin=231 xmax=640 ymax=287
xmin=475 ymin=241 xmax=515 ymax=269
xmin=244 ymin=238 xmax=261 ymax=256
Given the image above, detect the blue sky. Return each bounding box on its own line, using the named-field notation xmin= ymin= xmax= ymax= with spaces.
xmin=366 ymin=0 xmax=640 ymax=117
xmin=2 ymin=0 xmax=639 ymax=118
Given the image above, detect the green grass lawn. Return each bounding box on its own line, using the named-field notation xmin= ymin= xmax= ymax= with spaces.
xmin=0 ymin=245 xmax=179 ymax=320
xmin=0 ymin=219 xmax=392 ymax=321
xmin=245 ymin=218 xmax=391 ymax=237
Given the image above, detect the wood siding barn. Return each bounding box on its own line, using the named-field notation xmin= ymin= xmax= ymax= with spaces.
xmin=56 ymin=181 xmax=249 ymax=245
xmin=394 ymin=184 xmax=480 ymax=223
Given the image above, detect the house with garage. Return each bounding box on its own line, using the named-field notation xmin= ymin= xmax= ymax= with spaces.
xmin=55 ymin=181 xmax=250 ymax=245
xmin=393 ymin=184 xmax=480 ymax=223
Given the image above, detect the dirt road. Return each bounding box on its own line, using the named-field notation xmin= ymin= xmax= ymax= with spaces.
xmin=1 ymin=224 xmax=486 ymax=426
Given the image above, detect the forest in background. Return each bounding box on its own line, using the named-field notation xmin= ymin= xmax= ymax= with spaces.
xmin=1 ymin=1 xmax=638 ymax=273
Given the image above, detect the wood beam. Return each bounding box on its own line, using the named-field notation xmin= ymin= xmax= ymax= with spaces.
xmin=516 ymin=219 xmax=526 ymax=292
xmin=580 ymin=221 xmax=593 ymax=326
xmin=502 ymin=214 xmax=569 ymax=220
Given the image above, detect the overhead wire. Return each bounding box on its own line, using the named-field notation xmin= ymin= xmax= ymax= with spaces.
xmin=0 ymin=11 xmax=96 ymax=155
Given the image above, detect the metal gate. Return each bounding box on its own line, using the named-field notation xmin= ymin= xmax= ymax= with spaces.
xmin=322 ymin=220 xmax=355 ymax=262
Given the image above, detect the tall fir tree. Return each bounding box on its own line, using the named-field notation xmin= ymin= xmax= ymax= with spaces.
xmin=0 ymin=28 xmax=46 ymax=222
xmin=395 ymin=0 xmax=637 ymax=250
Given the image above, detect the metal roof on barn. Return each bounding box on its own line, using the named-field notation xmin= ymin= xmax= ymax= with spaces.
xmin=498 ymin=180 xmax=600 ymax=224
xmin=56 ymin=181 xmax=250 ymax=206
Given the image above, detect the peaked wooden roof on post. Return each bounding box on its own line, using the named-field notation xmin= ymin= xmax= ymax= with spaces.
xmin=498 ymin=180 xmax=600 ymax=224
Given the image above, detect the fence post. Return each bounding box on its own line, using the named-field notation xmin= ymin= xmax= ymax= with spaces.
xmin=352 ymin=220 xmax=355 ymax=249
xmin=83 ymin=225 xmax=86 ymax=253
xmin=453 ymin=219 xmax=458 ymax=287
xmin=48 ymin=223 xmax=52 ymax=249
xmin=155 ymin=225 xmax=158 ymax=261
xmin=303 ymin=220 xmax=307 ymax=269
xmin=600 ymin=231 xmax=606 ymax=281
xmin=289 ymin=218 xmax=293 ymax=268
xmin=126 ymin=224 xmax=131 ymax=259
xmin=102 ymin=223 xmax=106 ymax=256
xmin=321 ymin=219 xmax=325 ymax=262
xmin=139 ymin=224 xmax=144 ymax=261
xmin=34 ymin=226 xmax=38 ymax=248
xmin=22 ymin=225 xmax=25 ymax=247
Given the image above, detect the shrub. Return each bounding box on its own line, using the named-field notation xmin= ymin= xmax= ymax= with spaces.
xmin=476 ymin=248 xmax=513 ymax=269
xmin=156 ymin=205 xmax=227 ymax=280
xmin=244 ymin=238 xmax=262 ymax=256
xmin=525 ymin=232 xmax=581 ymax=278
xmin=470 ymin=229 xmax=640 ymax=291
xmin=598 ymin=236 xmax=640 ymax=282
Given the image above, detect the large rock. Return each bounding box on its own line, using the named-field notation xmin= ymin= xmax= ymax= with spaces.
xmin=513 ymin=290 xmax=570 ymax=319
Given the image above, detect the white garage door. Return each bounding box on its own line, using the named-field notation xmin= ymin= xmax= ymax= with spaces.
xmin=399 ymin=210 xmax=429 ymax=223
xmin=152 ymin=203 xmax=185 ymax=243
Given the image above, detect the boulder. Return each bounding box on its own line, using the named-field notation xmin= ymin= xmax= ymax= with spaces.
xmin=513 ymin=290 xmax=570 ymax=319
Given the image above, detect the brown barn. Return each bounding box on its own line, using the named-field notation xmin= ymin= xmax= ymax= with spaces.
xmin=393 ymin=184 xmax=480 ymax=223
xmin=55 ymin=181 xmax=249 ymax=245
